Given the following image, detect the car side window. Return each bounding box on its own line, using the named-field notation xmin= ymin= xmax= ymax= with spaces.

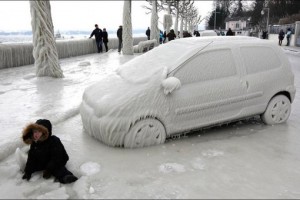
xmin=174 ymin=49 xmax=237 ymax=84
xmin=240 ymin=46 xmax=281 ymax=74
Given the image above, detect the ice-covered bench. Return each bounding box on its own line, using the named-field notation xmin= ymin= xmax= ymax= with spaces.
xmin=133 ymin=39 xmax=157 ymax=53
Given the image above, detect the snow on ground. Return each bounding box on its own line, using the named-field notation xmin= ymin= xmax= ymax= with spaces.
xmin=0 ymin=49 xmax=300 ymax=199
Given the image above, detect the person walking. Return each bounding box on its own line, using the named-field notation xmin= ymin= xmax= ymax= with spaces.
xmin=21 ymin=119 xmax=78 ymax=184
xmin=102 ymin=28 xmax=109 ymax=52
xmin=159 ymin=30 xmax=164 ymax=44
xmin=146 ymin=27 xmax=151 ymax=40
xmin=163 ymin=31 xmax=167 ymax=43
xmin=278 ymin=29 xmax=285 ymax=46
xmin=286 ymin=28 xmax=292 ymax=46
xmin=117 ymin=25 xmax=123 ymax=53
xmin=89 ymin=24 xmax=103 ymax=53
xmin=166 ymin=29 xmax=176 ymax=41
xmin=262 ymin=30 xmax=268 ymax=39
xmin=226 ymin=28 xmax=234 ymax=36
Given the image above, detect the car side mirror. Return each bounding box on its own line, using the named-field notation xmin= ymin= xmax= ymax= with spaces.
xmin=161 ymin=77 xmax=181 ymax=95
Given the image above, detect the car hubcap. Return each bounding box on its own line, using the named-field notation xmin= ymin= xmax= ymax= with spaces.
xmin=271 ymin=100 xmax=290 ymax=123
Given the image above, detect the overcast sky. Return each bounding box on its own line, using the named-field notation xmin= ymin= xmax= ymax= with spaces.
xmin=0 ymin=1 xmax=213 ymax=32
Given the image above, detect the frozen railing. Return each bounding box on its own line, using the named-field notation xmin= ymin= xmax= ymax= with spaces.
xmin=133 ymin=39 xmax=158 ymax=53
xmin=0 ymin=37 xmax=147 ymax=69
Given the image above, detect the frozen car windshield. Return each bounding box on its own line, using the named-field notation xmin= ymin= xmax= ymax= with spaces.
xmin=116 ymin=39 xmax=211 ymax=84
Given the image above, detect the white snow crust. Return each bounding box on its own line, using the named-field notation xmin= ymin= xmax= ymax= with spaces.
xmin=0 ymin=44 xmax=299 ymax=199
xmin=80 ymin=162 xmax=101 ymax=176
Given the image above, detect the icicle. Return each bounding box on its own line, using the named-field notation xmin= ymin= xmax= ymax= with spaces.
xmin=0 ymin=37 xmax=146 ymax=69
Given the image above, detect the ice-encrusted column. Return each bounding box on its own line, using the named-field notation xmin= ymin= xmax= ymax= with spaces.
xmin=295 ymin=21 xmax=300 ymax=47
xmin=163 ymin=14 xmax=173 ymax=43
xmin=30 ymin=0 xmax=64 ymax=78
xmin=122 ymin=0 xmax=133 ymax=55
xmin=150 ymin=0 xmax=159 ymax=44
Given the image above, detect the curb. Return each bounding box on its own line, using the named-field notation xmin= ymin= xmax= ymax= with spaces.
xmin=282 ymin=47 xmax=299 ymax=53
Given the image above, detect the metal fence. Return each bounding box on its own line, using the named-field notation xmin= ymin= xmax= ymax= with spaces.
xmin=269 ymin=23 xmax=295 ymax=34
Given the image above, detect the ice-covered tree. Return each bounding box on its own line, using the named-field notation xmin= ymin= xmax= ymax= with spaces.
xmin=150 ymin=0 xmax=160 ymax=44
xmin=122 ymin=0 xmax=133 ymax=55
xmin=30 ymin=0 xmax=64 ymax=78
xmin=163 ymin=1 xmax=173 ymax=38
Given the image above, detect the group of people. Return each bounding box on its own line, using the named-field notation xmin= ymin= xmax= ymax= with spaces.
xmin=90 ymin=24 xmax=123 ymax=53
xmin=147 ymin=28 xmax=177 ymax=44
xmin=89 ymin=24 xmax=109 ymax=53
xmin=278 ymin=28 xmax=292 ymax=46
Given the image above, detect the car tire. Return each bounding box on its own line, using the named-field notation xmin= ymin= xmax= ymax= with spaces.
xmin=124 ymin=118 xmax=166 ymax=148
xmin=261 ymin=95 xmax=291 ymax=125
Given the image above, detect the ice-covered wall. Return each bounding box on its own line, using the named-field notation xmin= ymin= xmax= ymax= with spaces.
xmin=0 ymin=43 xmax=34 ymax=69
xmin=0 ymin=37 xmax=146 ymax=69
xmin=133 ymin=39 xmax=157 ymax=53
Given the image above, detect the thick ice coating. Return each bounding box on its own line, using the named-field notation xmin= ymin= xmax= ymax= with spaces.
xmin=80 ymin=36 xmax=295 ymax=148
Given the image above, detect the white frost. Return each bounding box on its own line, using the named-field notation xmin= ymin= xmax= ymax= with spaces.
xmin=15 ymin=147 xmax=28 ymax=172
xmin=72 ymin=176 xmax=90 ymax=199
xmin=78 ymin=61 xmax=91 ymax=67
xmin=0 ymin=47 xmax=299 ymax=199
xmin=191 ymin=158 xmax=206 ymax=170
xmin=202 ymin=149 xmax=224 ymax=158
xmin=80 ymin=162 xmax=101 ymax=176
xmin=36 ymin=187 xmax=69 ymax=199
xmin=159 ymin=163 xmax=186 ymax=173
xmin=161 ymin=76 xmax=181 ymax=95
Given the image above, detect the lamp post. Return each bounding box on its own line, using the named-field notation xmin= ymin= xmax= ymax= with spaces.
xmin=214 ymin=4 xmax=220 ymax=31
xmin=261 ymin=7 xmax=270 ymax=32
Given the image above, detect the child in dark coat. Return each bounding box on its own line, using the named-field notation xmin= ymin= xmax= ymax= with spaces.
xmin=22 ymin=119 xmax=78 ymax=184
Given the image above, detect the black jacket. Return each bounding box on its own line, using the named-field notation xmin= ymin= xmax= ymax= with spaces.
xmin=226 ymin=29 xmax=234 ymax=36
xmin=146 ymin=29 xmax=150 ymax=36
xmin=167 ymin=31 xmax=176 ymax=41
xmin=103 ymin=31 xmax=108 ymax=43
xmin=117 ymin=27 xmax=122 ymax=40
xmin=90 ymin=28 xmax=103 ymax=42
xmin=22 ymin=122 xmax=69 ymax=176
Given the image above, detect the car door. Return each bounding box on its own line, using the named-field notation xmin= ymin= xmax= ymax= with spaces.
xmin=238 ymin=45 xmax=284 ymax=116
xmin=165 ymin=47 xmax=247 ymax=134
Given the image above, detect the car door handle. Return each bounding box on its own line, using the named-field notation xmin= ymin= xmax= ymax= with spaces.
xmin=241 ymin=80 xmax=249 ymax=89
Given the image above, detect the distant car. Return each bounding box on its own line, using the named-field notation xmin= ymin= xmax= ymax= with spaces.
xmin=200 ymin=30 xmax=218 ymax=37
xmin=80 ymin=36 xmax=296 ymax=148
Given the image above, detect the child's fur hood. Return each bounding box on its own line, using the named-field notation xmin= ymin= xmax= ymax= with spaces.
xmin=22 ymin=123 xmax=49 ymax=145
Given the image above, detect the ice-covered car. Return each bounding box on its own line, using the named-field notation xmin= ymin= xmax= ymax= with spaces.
xmin=200 ymin=30 xmax=218 ymax=37
xmin=80 ymin=36 xmax=295 ymax=148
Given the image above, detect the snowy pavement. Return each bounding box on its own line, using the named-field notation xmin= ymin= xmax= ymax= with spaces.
xmin=0 ymin=49 xmax=300 ymax=199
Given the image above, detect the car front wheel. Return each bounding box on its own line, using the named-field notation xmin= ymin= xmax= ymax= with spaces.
xmin=124 ymin=118 xmax=166 ymax=148
xmin=261 ymin=95 xmax=291 ymax=125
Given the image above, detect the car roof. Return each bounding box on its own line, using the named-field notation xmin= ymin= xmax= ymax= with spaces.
xmin=164 ymin=36 xmax=272 ymax=71
xmin=118 ymin=36 xmax=274 ymax=82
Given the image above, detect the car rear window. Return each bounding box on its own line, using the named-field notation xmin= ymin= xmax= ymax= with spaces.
xmin=240 ymin=46 xmax=281 ymax=74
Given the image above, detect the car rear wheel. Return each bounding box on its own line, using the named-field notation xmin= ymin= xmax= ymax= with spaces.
xmin=261 ymin=95 xmax=291 ymax=125
xmin=124 ymin=118 xmax=166 ymax=148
